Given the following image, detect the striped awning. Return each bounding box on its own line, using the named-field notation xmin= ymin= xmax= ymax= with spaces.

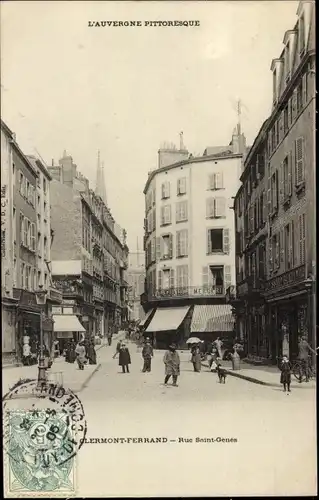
xmin=146 ymin=306 xmax=190 ymax=333
xmin=191 ymin=305 xmax=234 ymax=333
xmin=139 ymin=309 xmax=154 ymax=327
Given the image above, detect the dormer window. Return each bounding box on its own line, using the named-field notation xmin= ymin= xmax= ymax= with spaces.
xmin=273 ymin=69 xmax=277 ymax=103
xmin=299 ymin=15 xmax=305 ymax=55
xmin=284 ymin=42 xmax=290 ymax=80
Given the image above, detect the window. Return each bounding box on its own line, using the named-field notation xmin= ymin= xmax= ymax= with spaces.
xmin=283 ymin=105 xmax=289 ymax=133
xmin=12 ymin=163 xmax=16 ymax=186
xmin=271 ymin=171 xmax=279 ymax=213
xmin=19 ymin=173 xmax=24 ymax=196
xmin=206 ymin=197 xmax=226 ymax=218
xmin=43 ymin=178 xmax=47 ymax=194
xmin=158 ymin=268 xmax=174 ymax=290
xmin=260 ymin=192 xmax=265 ymax=225
xmin=27 ymin=219 xmax=31 ymax=248
xmin=299 ymin=15 xmax=305 ymax=54
xmin=13 ymin=258 xmax=17 ymax=286
xmin=44 ymin=273 xmax=48 ymax=289
xmin=285 ymin=222 xmax=294 ymax=270
xmin=23 ymin=218 xmax=28 ymax=246
xmin=202 ymin=265 xmax=227 ymax=293
xmin=31 ymin=223 xmax=36 ymax=251
xmin=44 ymin=236 xmax=47 ymax=259
xmin=295 ymin=137 xmax=305 ymax=186
xmin=176 ymin=265 xmax=188 ymax=289
xmin=283 ymin=154 xmax=292 ymax=201
xmin=273 ymin=69 xmax=277 ymax=102
xmin=151 ymin=238 xmax=156 ymax=262
xmin=38 ymin=271 xmax=42 ymax=287
xmin=284 ymin=42 xmax=290 ymax=79
xmin=208 ymin=172 xmax=224 ymax=190
xmin=296 ymin=81 xmax=303 ymax=113
xmin=26 ymin=181 xmax=30 ymax=202
xmin=162 ymin=234 xmax=173 ymax=259
xmin=258 ymin=243 xmax=266 ymax=279
xmin=13 ymin=207 xmax=16 ymax=242
xmin=176 ymin=201 xmax=188 ymax=222
xmin=299 ymin=214 xmax=305 ymax=265
xmin=160 ymin=205 xmax=171 ymax=225
xmin=21 ymin=263 xmax=25 ymax=289
xmin=207 ymin=228 xmax=229 ymax=254
xmin=176 ymin=229 xmax=188 ymax=257
xmin=272 ymin=234 xmax=280 ymax=270
xmin=177 ymin=177 xmax=186 ymax=195
xmin=33 ymin=269 xmax=37 ymax=290
xmin=25 ymin=266 xmax=30 ymax=290
xmin=161 ymin=181 xmax=170 ymax=199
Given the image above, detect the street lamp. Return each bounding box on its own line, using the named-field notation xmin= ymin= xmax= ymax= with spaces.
xmin=35 ymin=285 xmax=48 ymax=388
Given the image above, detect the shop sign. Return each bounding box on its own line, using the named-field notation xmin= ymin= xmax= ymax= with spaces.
xmin=62 ymin=299 xmax=76 ymax=305
xmin=20 ymin=291 xmax=38 ymax=307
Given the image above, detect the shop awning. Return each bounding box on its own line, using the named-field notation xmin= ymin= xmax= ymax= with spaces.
xmin=139 ymin=309 xmax=154 ymax=327
xmin=190 ymin=305 xmax=234 ymax=333
xmin=145 ymin=306 xmax=190 ymax=333
xmin=53 ymin=314 xmax=86 ymax=333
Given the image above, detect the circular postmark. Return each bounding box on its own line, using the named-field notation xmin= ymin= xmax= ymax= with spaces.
xmin=3 ymin=378 xmax=87 ymax=490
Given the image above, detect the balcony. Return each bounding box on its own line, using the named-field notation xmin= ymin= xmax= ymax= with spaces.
xmin=145 ymin=285 xmax=225 ymax=302
xmin=52 ymin=279 xmax=83 ymax=299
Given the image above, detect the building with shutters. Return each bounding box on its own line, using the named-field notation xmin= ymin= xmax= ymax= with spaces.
xmin=127 ymin=251 xmax=145 ymax=323
xmin=1 ymin=120 xmax=62 ymax=366
xmin=141 ymin=130 xmax=247 ymax=348
xmin=232 ymin=0 xmax=316 ymax=363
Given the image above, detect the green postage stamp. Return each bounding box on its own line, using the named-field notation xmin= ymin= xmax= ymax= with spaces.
xmin=3 ymin=409 xmax=77 ymax=497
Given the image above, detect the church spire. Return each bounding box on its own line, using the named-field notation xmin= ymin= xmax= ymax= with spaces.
xmin=95 ymin=150 xmax=107 ymax=205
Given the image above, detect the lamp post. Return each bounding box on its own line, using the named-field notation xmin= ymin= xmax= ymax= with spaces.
xmin=35 ymin=285 xmax=48 ymax=388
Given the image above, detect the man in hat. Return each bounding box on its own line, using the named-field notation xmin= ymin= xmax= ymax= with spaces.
xmin=142 ymin=337 xmax=154 ymax=372
xmin=163 ymin=343 xmax=180 ymax=386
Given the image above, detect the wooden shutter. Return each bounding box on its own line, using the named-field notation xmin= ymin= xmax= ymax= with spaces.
xmin=295 ymin=138 xmax=304 ymax=185
xmin=184 ymin=201 xmax=188 ymax=220
xmin=177 ymin=178 xmax=181 ymax=194
xmin=160 ymin=206 xmax=164 ymax=225
xmin=208 ymin=173 xmax=215 ymax=190
xmin=206 ymin=198 xmax=214 ymax=217
xmin=215 ymin=172 xmax=223 ymax=189
xmin=287 ymin=98 xmax=291 ymax=125
xmin=223 ymin=228 xmax=230 ymax=254
xmin=158 ymin=270 xmax=162 ymax=290
xmin=215 ymin=197 xmax=226 ymax=217
xmin=268 ymin=240 xmax=273 ymax=272
xmin=250 ymin=204 xmax=254 ymax=233
xmin=184 ymin=229 xmax=188 ymax=256
xmin=152 ymin=210 xmax=156 ymax=230
xmin=279 ymin=112 xmax=284 ymax=142
xmin=279 ymin=162 xmax=284 ymax=205
xmin=156 ymin=237 xmax=161 ymax=261
xmin=224 ymin=265 xmax=231 ymax=292
xmin=299 ymin=214 xmax=305 ymax=265
xmin=161 ymin=183 xmax=165 ymax=199
xmin=280 ymin=229 xmax=285 ymax=268
xmin=291 ymin=220 xmax=295 ymax=267
xmin=176 ymin=231 xmax=181 ymax=257
xmin=207 ymin=229 xmax=212 ymax=254
xmin=169 ymin=269 xmax=175 ymax=289
xmin=287 ymin=152 xmax=292 ymax=196
xmin=169 ymin=234 xmax=173 ymax=259
xmin=202 ymin=266 xmax=209 ymax=287
xmin=31 ymin=223 xmax=36 ymax=251
xmin=302 ymin=73 xmax=307 ymax=107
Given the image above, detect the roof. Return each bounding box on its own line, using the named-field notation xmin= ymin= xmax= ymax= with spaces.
xmin=203 ymin=146 xmax=233 ymax=156
xmin=27 ymin=155 xmax=52 ymax=181
xmin=144 ymin=151 xmax=242 ymax=194
xmin=52 ymin=260 xmax=82 ymax=277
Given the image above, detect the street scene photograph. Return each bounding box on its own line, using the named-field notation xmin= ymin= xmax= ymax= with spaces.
xmin=1 ymin=0 xmax=317 ymax=498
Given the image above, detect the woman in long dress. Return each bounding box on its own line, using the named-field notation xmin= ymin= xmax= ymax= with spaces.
xmin=75 ymin=341 xmax=86 ymax=370
xmin=191 ymin=345 xmax=201 ymax=372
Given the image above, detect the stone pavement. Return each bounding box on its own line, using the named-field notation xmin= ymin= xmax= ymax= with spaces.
xmin=201 ymin=357 xmax=316 ymax=388
xmin=2 ymin=332 xmax=125 ymax=395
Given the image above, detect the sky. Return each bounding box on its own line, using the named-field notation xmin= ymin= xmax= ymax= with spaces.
xmin=1 ymin=0 xmax=298 ymax=251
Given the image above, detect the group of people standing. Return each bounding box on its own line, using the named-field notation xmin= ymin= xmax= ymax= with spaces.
xmin=64 ymin=338 xmax=97 ymax=370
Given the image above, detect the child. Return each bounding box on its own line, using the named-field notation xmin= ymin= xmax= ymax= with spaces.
xmin=280 ymin=355 xmax=292 ymax=393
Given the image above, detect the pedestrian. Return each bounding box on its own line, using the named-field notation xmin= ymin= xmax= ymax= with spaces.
xmin=107 ymin=330 xmax=113 ymax=346
xmin=298 ymin=335 xmax=316 ymax=382
xmin=163 ymin=343 xmax=180 ymax=386
xmin=87 ymin=339 xmax=97 ymax=365
xmin=22 ymin=341 xmax=32 ymax=366
xmin=68 ymin=339 xmax=76 ymax=363
xmin=113 ymin=340 xmax=122 ymax=359
xmin=213 ymin=337 xmax=223 ymax=359
xmin=191 ymin=345 xmax=201 ymax=372
xmin=280 ymin=355 xmax=292 ymax=393
xmin=75 ymin=341 xmax=86 ymax=370
xmin=119 ymin=342 xmax=131 ymax=373
xmin=142 ymin=337 xmax=153 ymax=372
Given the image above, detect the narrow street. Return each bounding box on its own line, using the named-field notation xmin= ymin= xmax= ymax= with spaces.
xmin=75 ymin=342 xmax=316 ymax=497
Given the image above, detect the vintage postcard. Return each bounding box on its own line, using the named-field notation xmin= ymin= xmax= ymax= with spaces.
xmin=1 ymin=0 xmax=316 ymax=497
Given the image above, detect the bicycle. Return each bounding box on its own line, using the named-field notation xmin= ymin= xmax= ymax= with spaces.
xmin=292 ymin=358 xmax=316 ymax=382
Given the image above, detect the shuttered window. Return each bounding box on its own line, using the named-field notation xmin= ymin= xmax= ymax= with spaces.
xmin=161 ymin=181 xmax=170 ymax=199
xmin=206 ymin=197 xmax=226 ymax=218
xmin=177 ymin=177 xmax=186 ymax=195
xmin=202 ymin=266 xmax=209 ymax=287
xmin=224 ymin=265 xmax=231 ymax=292
xmin=176 ymin=265 xmax=188 ymax=288
xmin=208 ymin=172 xmax=224 ymax=190
xmin=223 ymin=228 xmax=230 ymax=254
xmin=176 ymin=201 xmax=188 ymax=222
xmin=299 ymin=214 xmax=305 ymax=265
xmin=31 ymin=223 xmax=36 ymax=252
xmin=151 ymin=238 xmax=156 ymax=262
xmin=160 ymin=205 xmax=171 ymax=225
xmin=156 ymin=237 xmax=161 ymax=261
xmin=176 ymin=229 xmax=188 ymax=257
xmin=295 ymin=137 xmax=305 ymax=185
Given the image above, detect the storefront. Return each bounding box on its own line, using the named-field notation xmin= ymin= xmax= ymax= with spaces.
xmin=145 ymin=306 xmax=191 ymax=349
xmin=52 ymin=314 xmax=86 ymax=353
